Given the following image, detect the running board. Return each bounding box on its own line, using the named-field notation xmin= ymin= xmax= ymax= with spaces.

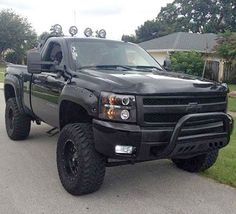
xmin=46 ymin=127 xmax=59 ymax=137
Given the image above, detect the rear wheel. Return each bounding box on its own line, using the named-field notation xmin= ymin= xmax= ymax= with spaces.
xmin=57 ymin=123 xmax=106 ymax=195
xmin=5 ymin=98 xmax=31 ymax=140
xmin=172 ymin=150 xmax=219 ymax=172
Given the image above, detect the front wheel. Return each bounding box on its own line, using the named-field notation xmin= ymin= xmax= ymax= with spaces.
xmin=57 ymin=123 xmax=106 ymax=195
xmin=172 ymin=150 xmax=219 ymax=172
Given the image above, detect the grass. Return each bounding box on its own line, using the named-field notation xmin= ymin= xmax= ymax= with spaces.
xmin=228 ymin=84 xmax=236 ymax=92
xmin=228 ymin=84 xmax=236 ymax=112
xmin=0 ymin=65 xmax=5 ymax=83
xmin=228 ymin=97 xmax=236 ymax=112
xmin=202 ymin=118 xmax=236 ymax=188
xmin=203 ymin=85 xmax=236 ymax=187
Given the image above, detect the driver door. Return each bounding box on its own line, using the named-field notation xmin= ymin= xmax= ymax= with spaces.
xmin=31 ymin=41 xmax=65 ymax=127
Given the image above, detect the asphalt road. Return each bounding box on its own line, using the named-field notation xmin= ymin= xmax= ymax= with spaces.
xmin=0 ymin=90 xmax=236 ymax=214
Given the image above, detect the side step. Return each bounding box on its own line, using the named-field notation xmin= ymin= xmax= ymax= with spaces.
xmin=46 ymin=127 xmax=59 ymax=137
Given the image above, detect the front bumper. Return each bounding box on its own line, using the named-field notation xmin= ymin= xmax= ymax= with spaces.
xmin=93 ymin=112 xmax=234 ymax=161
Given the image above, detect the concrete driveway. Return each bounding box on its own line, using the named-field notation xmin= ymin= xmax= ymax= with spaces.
xmin=0 ymin=90 xmax=235 ymax=214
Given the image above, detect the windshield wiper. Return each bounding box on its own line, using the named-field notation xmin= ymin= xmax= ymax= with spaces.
xmin=132 ymin=66 xmax=163 ymax=71
xmin=78 ymin=65 xmax=133 ymax=71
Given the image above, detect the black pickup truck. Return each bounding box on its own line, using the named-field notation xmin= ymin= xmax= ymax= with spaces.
xmin=4 ymin=33 xmax=234 ymax=195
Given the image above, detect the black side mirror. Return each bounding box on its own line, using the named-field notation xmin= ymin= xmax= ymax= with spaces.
xmin=163 ymin=59 xmax=172 ymax=71
xmin=27 ymin=50 xmax=58 ymax=73
xmin=27 ymin=50 xmax=42 ymax=74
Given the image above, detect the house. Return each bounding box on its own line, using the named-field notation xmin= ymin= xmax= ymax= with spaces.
xmin=139 ymin=32 xmax=224 ymax=81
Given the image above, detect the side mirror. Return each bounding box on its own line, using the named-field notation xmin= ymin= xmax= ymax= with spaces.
xmin=163 ymin=59 xmax=171 ymax=71
xmin=27 ymin=50 xmax=42 ymax=74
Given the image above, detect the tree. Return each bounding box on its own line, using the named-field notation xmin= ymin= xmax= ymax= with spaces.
xmin=39 ymin=32 xmax=50 ymax=41
xmin=135 ymin=20 xmax=162 ymax=43
xmin=158 ymin=0 xmax=236 ymax=34
xmin=124 ymin=0 xmax=236 ymax=43
xmin=216 ymin=31 xmax=236 ymax=63
xmin=121 ymin=34 xmax=137 ymax=43
xmin=170 ymin=51 xmax=204 ymax=76
xmin=0 ymin=9 xmax=37 ymax=63
xmin=215 ymin=31 xmax=236 ymax=83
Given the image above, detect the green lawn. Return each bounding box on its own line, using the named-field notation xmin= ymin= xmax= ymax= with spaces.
xmin=0 ymin=65 xmax=5 ymax=82
xmin=202 ymin=118 xmax=236 ymax=188
xmin=228 ymin=84 xmax=236 ymax=92
xmin=228 ymin=84 xmax=236 ymax=112
xmin=228 ymin=97 xmax=236 ymax=112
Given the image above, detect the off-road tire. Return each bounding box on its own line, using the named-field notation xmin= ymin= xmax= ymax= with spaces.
xmin=57 ymin=123 xmax=106 ymax=195
xmin=5 ymin=98 xmax=31 ymax=140
xmin=172 ymin=150 xmax=219 ymax=172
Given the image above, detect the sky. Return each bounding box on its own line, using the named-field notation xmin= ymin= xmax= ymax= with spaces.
xmin=0 ymin=0 xmax=173 ymax=40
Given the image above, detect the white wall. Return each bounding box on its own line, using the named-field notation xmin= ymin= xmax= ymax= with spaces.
xmin=148 ymin=51 xmax=169 ymax=66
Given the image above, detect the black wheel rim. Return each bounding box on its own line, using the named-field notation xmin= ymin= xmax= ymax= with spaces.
xmin=8 ymin=108 xmax=14 ymax=130
xmin=64 ymin=140 xmax=79 ymax=176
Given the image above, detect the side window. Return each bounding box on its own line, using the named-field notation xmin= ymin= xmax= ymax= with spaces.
xmin=42 ymin=42 xmax=63 ymax=70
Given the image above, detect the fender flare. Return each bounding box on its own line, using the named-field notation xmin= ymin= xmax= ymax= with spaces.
xmin=59 ymin=85 xmax=99 ymax=117
xmin=4 ymin=74 xmax=24 ymax=113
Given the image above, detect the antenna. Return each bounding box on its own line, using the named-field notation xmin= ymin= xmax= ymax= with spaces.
xmin=73 ymin=10 xmax=77 ymax=26
xmin=202 ymin=35 xmax=209 ymax=79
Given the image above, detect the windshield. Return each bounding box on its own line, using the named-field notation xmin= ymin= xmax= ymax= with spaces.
xmin=69 ymin=39 xmax=163 ymax=71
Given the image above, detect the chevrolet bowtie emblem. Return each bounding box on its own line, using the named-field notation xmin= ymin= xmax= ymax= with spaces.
xmin=186 ymin=102 xmax=200 ymax=113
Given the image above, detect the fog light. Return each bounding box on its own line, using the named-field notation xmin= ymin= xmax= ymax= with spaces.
xmin=115 ymin=145 xmax=134 ymax=154
xmin=120 ymin=110 xmax=130 ymax=120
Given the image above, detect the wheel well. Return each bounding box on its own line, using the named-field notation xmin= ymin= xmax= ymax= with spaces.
xmin=60 ymin=100 xmax=92 ymax=129
xmin=4 ymin=84 xmax=16 ymax=101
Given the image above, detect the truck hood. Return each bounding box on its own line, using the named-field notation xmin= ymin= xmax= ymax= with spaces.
xmin=76 ymin=69 xmax=227 ymax=95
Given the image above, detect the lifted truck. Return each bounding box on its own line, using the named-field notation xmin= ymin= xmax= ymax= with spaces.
xmin=4 ymin=26 xmax=234 ymax=195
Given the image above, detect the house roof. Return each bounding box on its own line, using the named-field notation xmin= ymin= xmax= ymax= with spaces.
xmin=139 ymin=32 xmax=218 ymax=53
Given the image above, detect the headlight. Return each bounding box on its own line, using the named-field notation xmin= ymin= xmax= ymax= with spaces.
xmin=99 ymin=92 xmax=136 ymax=122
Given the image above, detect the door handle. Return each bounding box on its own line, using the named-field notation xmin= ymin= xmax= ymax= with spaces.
xmin=34 ymin=76 xmax=47 ymax=84
xmin=34 ymin=79 xmax=42 ymax=84
xmin=47 ymin=76 xmax=56 ymax=83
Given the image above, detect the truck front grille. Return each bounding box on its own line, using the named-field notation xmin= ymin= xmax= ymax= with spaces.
xmin=143 ymin=96 xmax=226 ymax=106
xmin=139 ymin=94 xmax=227 ymax=127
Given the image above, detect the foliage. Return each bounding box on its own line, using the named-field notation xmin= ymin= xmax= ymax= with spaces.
xmin=135 ymin=20 xmax=162 ymax=43
xmin=5 ymin=51 xmax=25 ymax=64
xmin=158 ymin=0 xmax=236 ymax=34
xmin=39 ymin=32 xmax=50 ymax=41
xmin=216 ymin=31 xmax=236 ymax=63
xmin=0 ymin=9 xmax=37 ymax=63
xmin=215 ymin=31 xmax=236 ymax=83
xmin=170 ymin=51 xmax=204 ymax=76
xmin=121 ymin=34 xmax=137 ymax=43
xmin=124 ymin=0 xmax=236 ymax=42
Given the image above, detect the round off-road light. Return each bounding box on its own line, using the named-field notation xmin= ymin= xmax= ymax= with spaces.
xmin=84 ymin=28 xmax=93 ymax=37
xmin=120 ymin=110 xmax=130 ymax=120
xmin=52 ymin=24 xmax=62 ymax=34
xmin=69 ymin=26 xmax=78 ymax=36
xmin=98 ymin=29 xmax=106 ymax=38
xmin=122 ymin=97 xmax=130 ymax=106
